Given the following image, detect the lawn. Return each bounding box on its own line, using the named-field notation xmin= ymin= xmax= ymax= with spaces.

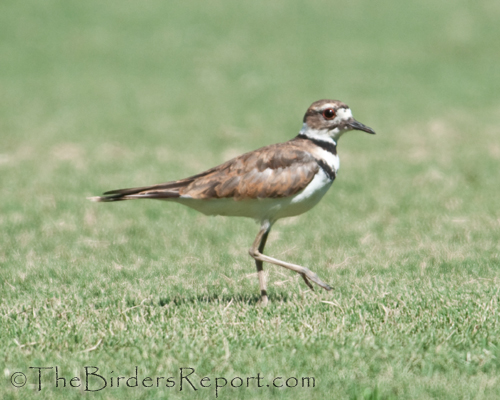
xmin=1 ymin=1 xmax=500 ymax=399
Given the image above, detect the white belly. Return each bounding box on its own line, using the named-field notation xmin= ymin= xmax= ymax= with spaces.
xmin=171 ymin=169 xmax=333 ymax=222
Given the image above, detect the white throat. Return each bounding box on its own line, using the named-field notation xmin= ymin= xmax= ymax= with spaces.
xmin=299 ymin=124 xmax=338 ymax=145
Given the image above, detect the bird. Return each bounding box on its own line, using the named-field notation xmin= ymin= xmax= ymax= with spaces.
xmin=89 ymin=99 xmax=375 ymax=305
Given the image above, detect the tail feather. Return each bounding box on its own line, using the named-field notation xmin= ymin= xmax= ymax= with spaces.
xmin=89 ymin=186 xmax=183 ymax=203
xmin=103 ymin=182 xmax=188 ymax=196
xmin=89 ymin=167 xmax=217 ymax=203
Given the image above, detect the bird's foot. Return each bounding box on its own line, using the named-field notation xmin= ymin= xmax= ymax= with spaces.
xmin=302 ymin=269 xmax=332 ymax=291
xmin=259 ymin=295 xmax=269 ymax=307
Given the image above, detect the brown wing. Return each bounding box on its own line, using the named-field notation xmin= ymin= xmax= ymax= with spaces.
xmin=179 ymin=143 xmax=319 ymax=200
xmin=92 ymin=142 xmax=319 ymax=202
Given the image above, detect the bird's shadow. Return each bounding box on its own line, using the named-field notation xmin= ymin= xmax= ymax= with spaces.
xmin=158 ymin=292 xmax=296 ymax=307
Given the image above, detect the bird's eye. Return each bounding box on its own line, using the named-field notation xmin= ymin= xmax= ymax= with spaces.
xmin=322 ymin=108 xmax=336 ymax=120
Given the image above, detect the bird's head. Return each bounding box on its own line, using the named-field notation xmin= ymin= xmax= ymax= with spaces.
xmin=301 ymin=99 xmax=375 ymax=143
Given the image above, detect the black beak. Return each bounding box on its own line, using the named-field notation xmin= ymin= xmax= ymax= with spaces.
xmin=348 ymin=119 xmax=376 ymax=134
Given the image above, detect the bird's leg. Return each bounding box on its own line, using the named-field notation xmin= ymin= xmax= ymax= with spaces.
xmin=249 ymin=222 xmax=332 ymax=293
xmin=251 ymin=223 xmax=271 ymax=306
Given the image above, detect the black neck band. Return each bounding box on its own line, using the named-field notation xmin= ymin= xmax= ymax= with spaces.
xmin=297 ymin=134 xmax=337 ymax=155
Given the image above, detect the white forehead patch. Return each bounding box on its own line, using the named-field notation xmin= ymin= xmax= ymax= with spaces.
xmin=335 ymin=108 xmax=352 ymax=122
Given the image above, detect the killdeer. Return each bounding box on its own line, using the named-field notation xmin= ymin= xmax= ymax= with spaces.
xmin=90 ymin=99 xmax=375 ymax=305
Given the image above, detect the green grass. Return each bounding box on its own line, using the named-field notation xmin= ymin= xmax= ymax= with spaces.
xmin=1 ymin=0 xmax=500 ymax=398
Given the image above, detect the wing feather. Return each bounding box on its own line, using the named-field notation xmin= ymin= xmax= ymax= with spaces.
xmin=180 ymin=143 xmax=319 ymax=200
xmin=93 ymin=141 xmax=319 ymax=202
